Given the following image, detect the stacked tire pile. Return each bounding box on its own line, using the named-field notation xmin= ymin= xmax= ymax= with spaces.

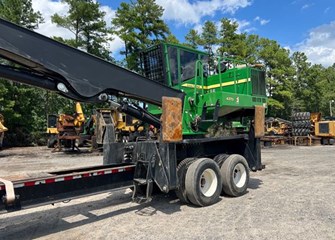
xmin=291 ymin=112 xmax=311 ymax=136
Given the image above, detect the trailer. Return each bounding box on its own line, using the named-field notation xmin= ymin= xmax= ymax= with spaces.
xmin=0 ymin=18 xmax=267 ymax=211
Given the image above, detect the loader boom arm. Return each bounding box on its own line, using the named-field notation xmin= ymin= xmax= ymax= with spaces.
xmin=0 ymin=18 xmax=184 ymax=105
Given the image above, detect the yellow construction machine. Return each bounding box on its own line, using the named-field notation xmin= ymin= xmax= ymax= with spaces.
xmin=94 ymin=109 xmax=145 ymax=145
xmin=47 ymin=102 xmax=87 ymax=150
xmin=48 ymin=103 xmax=145 ymax=150
xmin=265 ymin=117 xmax=291 ymax=136
xmin=314 ymin=117 xmax=335 ymax=145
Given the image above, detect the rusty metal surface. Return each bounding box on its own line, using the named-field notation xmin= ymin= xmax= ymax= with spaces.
xmin=254 ymin=105 xmax=265 ymax=138
xmin=161 ymin=97 xmax=182 ymax=142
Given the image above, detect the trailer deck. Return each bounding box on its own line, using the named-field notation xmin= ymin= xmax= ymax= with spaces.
xmin=0 ymin=164 xmax=135 ymax=212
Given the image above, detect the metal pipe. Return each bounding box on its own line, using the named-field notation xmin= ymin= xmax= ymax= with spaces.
xmin=118 ymin=103 xmax=161 ymax=128
xmin=330 ymin=100 xmax=335 ymax=117
xmin=0 ymin=65 xmax=57 ymax=91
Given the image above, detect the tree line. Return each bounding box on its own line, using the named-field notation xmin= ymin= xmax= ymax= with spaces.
xmin=0 ymin=0 xmax=334 ymax=146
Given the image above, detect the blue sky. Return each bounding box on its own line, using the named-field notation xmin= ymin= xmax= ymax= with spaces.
xmin=32 ymin=0 xmax=335 ymax=66
xmin=104 ymin=0 xmax=333 ymax=46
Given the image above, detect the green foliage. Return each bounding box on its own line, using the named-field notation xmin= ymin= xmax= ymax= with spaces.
xmin=165 ymin=34 xmax=180 ymax=44
xmin=218 ymin=18 xmax=244 ymax=58
xmin=51 ymin=0 xmax=112 ymax=61
xmin=0 ymin=0 xmax=47 ymax=146
xmin=200 ymin=21 xmax=218 ymax=54
xmin=198 ymin=21 xmax=218 ymax=70
xmin=0 ymin=0 xmax=43 ymax=29
xmin=267 ymin=98 xmax=284 ymax=111
xmin=258 ymin=39 xmax=294 ymax=118
xmin=112 ymin=0 xmax=169 ymax=71
xmin=185 ymin=29 xmax=200 ymax=49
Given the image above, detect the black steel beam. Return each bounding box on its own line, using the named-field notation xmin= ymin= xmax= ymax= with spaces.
xmin=0 ymin=64 xmax=56 ymax=91
xmin=0 ymin=18 xmax=184 ymax=105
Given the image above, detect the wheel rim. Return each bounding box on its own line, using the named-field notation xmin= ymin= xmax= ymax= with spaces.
xmin=233 ymin=163 xmax=247 ymax=188
xmin=199 ymin=169 xmax=218 ymax=197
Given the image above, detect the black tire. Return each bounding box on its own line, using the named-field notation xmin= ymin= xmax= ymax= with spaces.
xmin=321 ymin=138 xmax=325 ymax=145
xmin=175 ymin=158 xmax=197 ymax=203
xmin=292 ymin=113 xmax=297 ymax=121
xmin=221 ymin=154 xmax=250 ymax=197
xmin=300 ymin=128 xmax=306 ymax=136
xmin=185 ymin=158 xmax=222 ymax=207
xmin=297 ymin=112 xmax=301 ymax=120
xmin=292 ymin=128 xmax=296 ymax=136
xmin=321 ymin=138 xmax=328 ymax=145
xmin=302 ymin=128 xmax=306 ymax=136
xmin=305 ymin=112 xmax=311 ymax=120
xmin=213 ymin=154 xmax=229 ymax=167
xmin=47 ymin=135 xmax=58 ymax=148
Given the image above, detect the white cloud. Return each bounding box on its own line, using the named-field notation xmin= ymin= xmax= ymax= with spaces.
xmin=235 ymin=19 xmax=254 ymax=32
xmin=31 ymin=0 xmax=123 ymax=57
xmin=156 ymin=0 xmax=252 ymax=25
xmin=99 ymin=4 xmax=124 ymax=56
xmin=109 ymin=35 xmax=124 ymax=54
xmin=296 ymin=21 xmax=335 ymax=67
xmin=100 ymin=5 xmax=116 ymax=28
xmin=32 ymin=0 xmax=72 ymax=39
xmin=193 ymin=24 xmax=203 ymax=34
xmin=254 ymin=16 xmax=270 ymax=26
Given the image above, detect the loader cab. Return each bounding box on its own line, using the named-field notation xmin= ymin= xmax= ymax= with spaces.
xmin=141 ymin=43 xmax=208 ymax=88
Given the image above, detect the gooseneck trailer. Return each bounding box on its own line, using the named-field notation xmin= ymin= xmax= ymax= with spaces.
xmin=0 ymin=18 xmax=267 ymax=212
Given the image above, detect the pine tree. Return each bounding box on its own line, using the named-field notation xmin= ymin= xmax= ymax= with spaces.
xmin=112 ymin=0 xmax=170 ymax=71
xmin=185 ymin=29 xmax=200 ymax=49
xmin=259 ymin=38 xmax=294 ymax=118
xmin=0 ymin=0 xmax=43 ymax=29
xmin=52 ymin=0 xmax=112 ymax=61
xmin=198 ymin=21 xmax=218 ymax=70
xmin=217 ymin=18 xmax=250 ymax=61
xmin=165 ymin=34 xmax=180 ymax=44
xmin=200 ymin=21 xmax=218 ymax=55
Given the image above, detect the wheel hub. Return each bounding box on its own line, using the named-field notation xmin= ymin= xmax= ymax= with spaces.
xmin=199 ymin=169 xmax=218 ymax=197
xmin=233 ymin=163 xmax=247 ymax=188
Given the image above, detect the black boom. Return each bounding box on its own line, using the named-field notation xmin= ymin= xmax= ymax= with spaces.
xmin=0 ymin=18 xmax=184 ymax=105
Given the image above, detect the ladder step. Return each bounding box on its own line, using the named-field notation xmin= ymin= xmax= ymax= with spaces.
xmin=133 ymin=178 xmax=147 ymax=185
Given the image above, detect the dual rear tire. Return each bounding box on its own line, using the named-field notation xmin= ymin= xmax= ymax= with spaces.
xmin=176 ymin=154 xmax=249 ymax=207
xmin=220 ymin=154 xmax=249 ymax=197
xmin=185 ymin=158 xmax=222 ymax=206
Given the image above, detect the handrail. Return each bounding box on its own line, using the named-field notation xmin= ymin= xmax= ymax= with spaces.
xmin=216 ymin=56 xmax=223 ymax=91
xmin=215 ymin=56 xmax=249 ymax=94
xmin=193 ymin=60 xmax=204 ymax=104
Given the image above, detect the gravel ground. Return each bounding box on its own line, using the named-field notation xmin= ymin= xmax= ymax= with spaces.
xmin=0 ymin=145 xmax=334 ymax=240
